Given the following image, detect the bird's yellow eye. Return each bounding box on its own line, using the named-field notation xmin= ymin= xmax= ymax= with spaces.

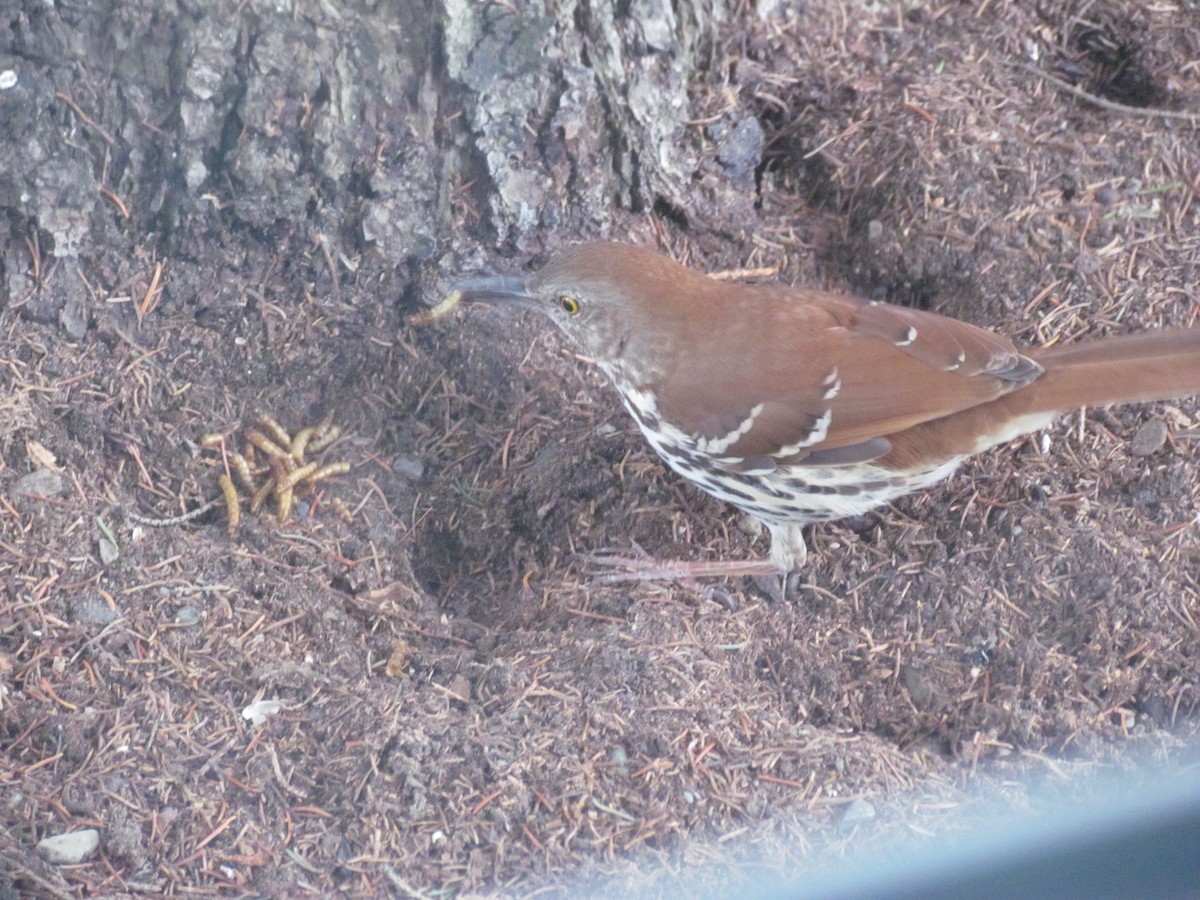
xmin=559 ymin=295 xmax=581 ymax=315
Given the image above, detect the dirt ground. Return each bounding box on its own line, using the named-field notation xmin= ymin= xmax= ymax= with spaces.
xmin=3 ymin=0 xmax=1200 ymax=896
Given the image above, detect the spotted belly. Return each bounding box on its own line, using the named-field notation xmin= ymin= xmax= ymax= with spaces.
xmin=651 ymin=435 xmax=961 ymax=525
xmin=603 ymin=372 xmax=963 ymax=527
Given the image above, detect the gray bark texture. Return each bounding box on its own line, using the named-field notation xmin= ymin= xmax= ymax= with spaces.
xmin=2 ymin=0 xmax=757 ymax=328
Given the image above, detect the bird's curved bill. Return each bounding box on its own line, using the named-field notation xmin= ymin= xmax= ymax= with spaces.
xmin=450 ymin=275 xmax=534 ymax=306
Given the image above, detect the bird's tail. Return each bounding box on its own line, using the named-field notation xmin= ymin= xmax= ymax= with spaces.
xmin=884 ymin=329 xmax=1200 ymax=466
xmin=1022 ymin=329 xmax=1200 ymax=413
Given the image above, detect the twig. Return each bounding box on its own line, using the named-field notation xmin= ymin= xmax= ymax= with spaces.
xmin=126 ymin=497 xmax=221 ymax=527
xmin=1013 ymin=62 xmax=1200 ymax=125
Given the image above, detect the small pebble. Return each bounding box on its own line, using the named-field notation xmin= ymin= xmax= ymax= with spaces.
xmin=901 ymin=665 xmax=936 ymax=710
xmin=175 ymin=606 xmax=202 ymax=627
xmin=37 ymin=829 xmax=100 ymax=864
xmin=447 ymin=673 xmax=472 ymax=701
xmin=1128 ymin=418 xmax=1168 ymax=457
xmin=98 ymin=537 xmax=119 ymax=565
xmin=16 ymin=469 xmax=65 ymax=498
xmin=72 ymin=595 xmax=118 ymax=626
xmin=838 ymin=797 xmax=877 ymax=834
xmin=61 ymin=294 xmax=89 ymax=339
xmin=393 ymin=456 xmax=424 ymax=481
xmin=715 ymin=115 xmax=765 ymax=185
xmin=609 ymin=746 xmax=629 ymax=775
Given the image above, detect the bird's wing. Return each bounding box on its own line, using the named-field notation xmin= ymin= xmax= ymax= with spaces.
xmin=658 ymin=288 xmax=1040 ymax=468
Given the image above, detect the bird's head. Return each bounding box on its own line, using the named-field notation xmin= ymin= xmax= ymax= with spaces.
xmin=451 ymin=242 xmax=708 ymax=373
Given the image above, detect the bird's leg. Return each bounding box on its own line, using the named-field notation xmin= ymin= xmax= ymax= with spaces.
xmin=586 ymin=552 xmax=782 ymax=581
xmin=585 ymin=522 xmax=806 ymax=585
xmin=766 ymin=523 xmax=808 ymax=572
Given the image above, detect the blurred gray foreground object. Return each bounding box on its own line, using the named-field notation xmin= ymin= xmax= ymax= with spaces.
xmin=584 ymin=767 xmax=1200 ymax=899
xmin=778 ymin=769 xmax=1200 ymax=900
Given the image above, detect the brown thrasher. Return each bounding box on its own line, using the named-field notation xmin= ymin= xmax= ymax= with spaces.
xmin=451 ymin=242 xmax=1200 ymax=577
